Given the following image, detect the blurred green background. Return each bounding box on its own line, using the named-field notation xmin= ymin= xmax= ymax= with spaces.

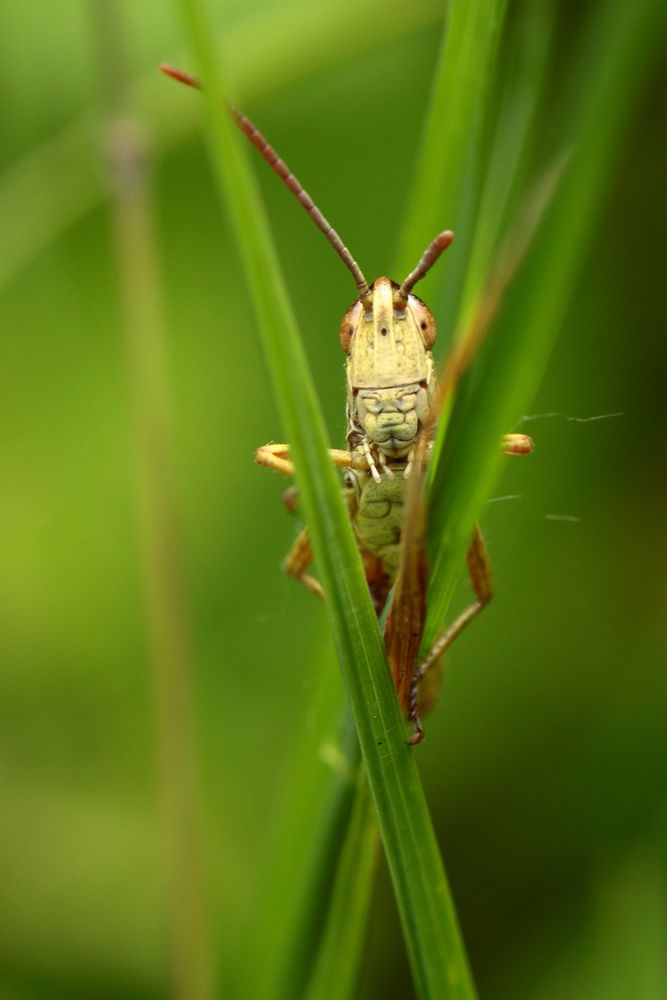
xmin=1 ymin=1 xmax=665 ymax=997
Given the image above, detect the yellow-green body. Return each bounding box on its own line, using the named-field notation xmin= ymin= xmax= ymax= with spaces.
xmin=349 ymin=471 xmax=407 ymax=578
xmin=338 ymin=275 xmax=439 ymax=609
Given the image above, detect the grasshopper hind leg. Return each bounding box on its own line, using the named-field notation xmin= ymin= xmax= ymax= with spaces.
xmin=408 ymin=526 xmax=494 ymax=743
xmin=407 ymin=433 xmax=533 ymax=742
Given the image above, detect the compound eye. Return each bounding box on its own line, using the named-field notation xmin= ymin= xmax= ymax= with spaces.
xmin=410 ymin=298 xmax=436 ymax=349
xmin=339 ymin=300 xmax=363 ymax=353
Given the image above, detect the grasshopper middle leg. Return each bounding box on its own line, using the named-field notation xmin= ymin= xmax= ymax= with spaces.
xmin=255 ymin=442 xmax=358 ymax=600
xmin=407 ymin=525 xmax=494 ymax=741
xmin=282 ymin=525 xmax=324 ymax=599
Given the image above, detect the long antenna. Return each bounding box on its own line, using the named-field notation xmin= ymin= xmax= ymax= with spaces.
xmin=160 ymin=64 xmax=370 ymax=297
xmin=395 ymin=230 xmax=454 ymax=303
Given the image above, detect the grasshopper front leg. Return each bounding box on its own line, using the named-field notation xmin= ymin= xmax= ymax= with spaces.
xmin=255 ymin=443 xmax=364 ymax=478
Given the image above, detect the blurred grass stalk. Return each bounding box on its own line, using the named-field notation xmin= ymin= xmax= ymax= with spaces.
xmin=304 ymin=776 xmax=379 ymax=1000
xmin=0 ymin=0 xmax=443 ymax=293
xmin=91 ymin=4 xmax=214 ymax=999
xmin=248 ymin=711 xmax=366 ymax=1000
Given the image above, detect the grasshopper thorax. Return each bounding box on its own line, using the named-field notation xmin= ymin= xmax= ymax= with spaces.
xmin=341 ymin=277 xmax=437 ymax=459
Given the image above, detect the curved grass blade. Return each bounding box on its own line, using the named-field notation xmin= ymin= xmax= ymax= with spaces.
xmin=423 ymin=0 xmax=667 ymax=650
xmin=395 ymin=0 xmax=508 ymax=310
xmin=458 ymin=0 xmax=557 ymax=323
xmin=176 ymin=1 xmax=478 ymax=995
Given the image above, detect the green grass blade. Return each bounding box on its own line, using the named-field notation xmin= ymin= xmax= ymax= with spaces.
xmin=458 ymin=0 xmax=557 ymax=321
xmin=423 ymin=0 xmax=667 ymax=650
xmin=395 ymin=0 xmax=508 ymax=310
xmin=305 ymin=776 xmax=378 ymax=1000
xmin=177 ymin=1 xmax=477 ymax=996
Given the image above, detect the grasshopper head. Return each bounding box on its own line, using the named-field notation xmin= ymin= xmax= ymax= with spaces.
xmin=340 ymin=276 xmax=437 ymax=458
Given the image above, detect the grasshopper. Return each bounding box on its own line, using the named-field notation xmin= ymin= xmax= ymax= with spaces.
xmin=161 ymin=64 xmax=532 ymax=741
